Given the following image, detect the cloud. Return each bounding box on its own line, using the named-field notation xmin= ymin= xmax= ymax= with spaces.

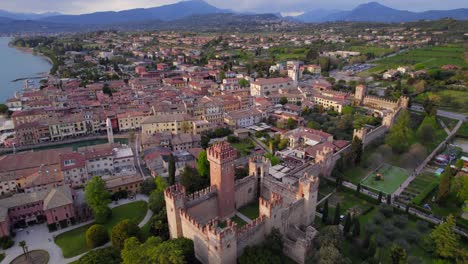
xmin=0 ymin=0 xmax=466 ymax=14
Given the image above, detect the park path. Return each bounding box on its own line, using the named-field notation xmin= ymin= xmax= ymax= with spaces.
xmin=1 ymin=195 xmax=151 ymax=264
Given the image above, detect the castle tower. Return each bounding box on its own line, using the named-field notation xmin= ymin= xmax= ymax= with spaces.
xmin=249 ymin=156 xmax=270 ymax=198
xmin=354 ymin=84 xmax=367 ymax=105
xmin=106 ymin=118 xmax=114 ymax=144
xmin=207 ymin=222 xmax=238 ymax=264
xmin=207 ymin=141 xmax=238 ymax=219
xmin=164 ymin=184 xmax=186 ymax=238
xmin=297 ymin=174 xmax=319 ymax=226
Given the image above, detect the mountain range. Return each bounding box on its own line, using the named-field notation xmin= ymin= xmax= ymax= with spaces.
xmin=0 ymin=1 xmax=466 ymax=33
xmin=294 ymin=2 xmax=468 ymax=23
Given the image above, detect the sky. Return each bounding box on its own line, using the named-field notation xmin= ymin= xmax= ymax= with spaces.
xmin=0 ymin=0 xmax=466 ymax=15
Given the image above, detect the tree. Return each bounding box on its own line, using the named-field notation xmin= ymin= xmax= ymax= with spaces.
xmin=111 ymin=220 xmax=140 ymax=250
xmin=352 ymin=218 xmax=360 ymax=237
xmin=239 ymin=79 xmax=250 ymax=88
xmin=279 ymin=97 xmax=288 ymax=105
xmin=148 ymin=190 xmax=165 ymax=213
xmin=197 ymin=150 xmax=210 ymax=178
xmin=85 ymin=176 xmax=111 ymax=223
xmin=154 ymin=176 xmax=168 ymax=193
xmin=452 ymin=174 xmax=468 ymax=202
xmin=390 ymin=244 xmax=407 ymax=264
xmin=75 ymin=247 xmax=121 ymax=264
xmin=322 ymin=199 xmax=329 ymax=224
xmin=122 ymin=236 xmax=195 ymax=264
xmin=180 ymin=165 xmax=209 ymax=193
xmin=149 ymin=209 xmax=169 ymax=240
xmin=334 ymin=203 xmax=341 ymax=225
xmin=454 ymin=159 xmax=464 ymax=171
xmin=102 ymin=83 xmax=112 ymax=97
xmin=385 ymin=110 xmax=413 ymax=153
xmin=168 ymin=154 xmax=176 ymax=185
xmin=86 ymin=224 xmax=109 ymax=248
xmin=430 ymin=214 xmax=460 ymax=259
xmin=387 ymin=194 xmax=392 ymax=205
xmin=239 ymin=228 xmax=284 ymax=264
xmin=219 ymin=70 xmax=226 ymax=81
xmin=286 ymin=118 xmax=298 ymax=129
xmin=356 ymin=183 xmax=361 ymax=193
xmin=437 ymin=167 xmax=452 ymax=202
xmin=140 ymin=178 xmax=156 ymax=196
xmin=0 ymin=104 xmax=8 ymax=114
xmin=349 ymin=136 xmax=363 ymax=165
xmin=343 ymin=213 xmax=352 ymax=234
xmin=19 ymin=240 xmax=27 ymax=258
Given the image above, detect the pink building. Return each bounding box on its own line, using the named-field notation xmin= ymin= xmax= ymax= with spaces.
xmin=0 ymin=186 xmax=76 ymax=237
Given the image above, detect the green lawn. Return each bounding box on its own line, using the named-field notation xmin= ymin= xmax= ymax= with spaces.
xmin=238 ymin=202 xmax=260 ymax=220
xmin=55 ymin=201 xmax=148 ymax=258
xmin=361 ymin=45 xmax=467 ymax=75
xmin=438 ymin=116 xmax=459 ymax=131
xmin=231 ymin=215 xmax=248 ymax=227
xmin=361 ymin=164 xmax=410 ymax=194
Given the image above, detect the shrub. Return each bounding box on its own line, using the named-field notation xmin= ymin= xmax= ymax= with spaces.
xmin=416 ymin=220 xmax=430 ymax=232
xmin=0 ymin=236 xmax=14 ymax=249
xmin=378 ymin=204 xmax=393 ymax=217
xmin=411 ymin=180 xmax=439 ymax=205
xmin=405 ymin=229 xmax=420 ymax=244
xmin=111 ymin=220 xmax=140 ymax=250
xmin=393 ymin=215 xmax=409 ymax=228
xmin=375 ymin=234 xmax=388 ymax=247
xmin=86 ymin=224 xmax=109 ymax=249
xmin=47 ymin=223 xmax=57 ymax=232
xmin=373 ymin=214 xmax=385 ymax=225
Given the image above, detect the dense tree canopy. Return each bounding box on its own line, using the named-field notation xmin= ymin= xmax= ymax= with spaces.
xmin=197 ymin=150 xmax=210 ymax=178
xmin=385 ymin=110 xmax=414 ymax=153
xmin=121 ymin=237 xmax=195 ymax=264
xmin=239 ymin=228 xmax=284 ymax=264
xmin=86 ymin=224 xmax=109 ymax=249
xmin=111 ymin=220 xmax=140 ymax=250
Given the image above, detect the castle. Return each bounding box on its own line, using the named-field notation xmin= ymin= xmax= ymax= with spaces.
xmin=353 ymin=84 xmax=409 ymax=147
xmin=164 ymin=141 xmax=320 ymax=264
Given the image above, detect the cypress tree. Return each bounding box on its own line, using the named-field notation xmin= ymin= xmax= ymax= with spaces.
xmin=168 ymin=154 xmax=176 ymax=185
xmin=334 ymin=203 xmax=341 ymax=225
xmin=387 ymin=194 xmax=392 ymax=205
xmin=343 ymin=213 xmax=352 ymax=234
xmin=352 ymin=218 xmax=361 ymax=237
xmin=322 ymin=200 xmax=329 ymax=224
xmin=377 ymin=191 xmax=383 ymax=204
xmin=356 ymin=183 xmax=361 ymax=193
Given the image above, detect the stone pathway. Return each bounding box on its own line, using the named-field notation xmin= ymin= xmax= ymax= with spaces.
xmin=2 ymin=195 xmax=151 ymax=264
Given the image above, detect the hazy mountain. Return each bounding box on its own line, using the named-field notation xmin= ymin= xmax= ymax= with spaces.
xmin=305 ymin=2 xmax=468 ymax=23
xmin=40 ymin=0 xmax=229 ymax=25
xmin=292 ymin=9 xmax=342 ymax=23
xmin=0 ymin=10 xmax=61 ymax=20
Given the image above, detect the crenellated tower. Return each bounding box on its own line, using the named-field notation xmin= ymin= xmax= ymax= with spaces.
xmin=207 ymin=141 xmax=238 ymax=219
xmin=297 ymin=174 xmax=319 ymax=226
xmin=164 ymin=183 xmax=186 ymax=238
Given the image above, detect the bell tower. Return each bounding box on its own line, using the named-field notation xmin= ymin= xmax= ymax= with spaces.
xmin=106 ymin=118 xmax=114 ymax=144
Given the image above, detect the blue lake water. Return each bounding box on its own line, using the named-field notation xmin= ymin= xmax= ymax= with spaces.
xmin=0 ymin=37 xmax=51 ymax=102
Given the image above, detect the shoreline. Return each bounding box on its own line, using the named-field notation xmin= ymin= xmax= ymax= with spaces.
xmin=9 ymin=43 xmax=54 ymax=66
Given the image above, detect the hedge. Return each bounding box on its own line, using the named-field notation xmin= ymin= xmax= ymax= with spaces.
xmin=455 ymin=217 xmax=468 ymax=230
xmin=411 ymin=181 xmax=439 ymax=205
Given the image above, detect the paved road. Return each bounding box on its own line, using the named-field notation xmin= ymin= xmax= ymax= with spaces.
xmin=411 ymin=104 xmax=467 ymax=121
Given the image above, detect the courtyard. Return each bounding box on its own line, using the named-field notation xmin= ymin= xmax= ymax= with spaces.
xmin=361 ymin=163 xmax=410 ymax=195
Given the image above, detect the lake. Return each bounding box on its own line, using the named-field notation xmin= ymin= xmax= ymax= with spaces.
xmin=0 ymin=37 xmax=51 ymax=102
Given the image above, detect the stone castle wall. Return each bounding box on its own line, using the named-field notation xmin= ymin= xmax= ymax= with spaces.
xmin=234 ymin=175 xmax=258 ymax=209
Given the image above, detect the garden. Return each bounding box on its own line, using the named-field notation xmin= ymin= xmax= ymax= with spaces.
xmin=54 ymin=201 xmax=148 ymax=258
xmin=361 ymin=163 xmax=410 ymax=195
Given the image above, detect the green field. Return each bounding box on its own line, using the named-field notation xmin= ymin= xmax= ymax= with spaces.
xmin=350 ymin=45 xmax=396 ymax=57
xmin=415 ymin=90 xmax=468 ymax=114
xmin=238 ymin=202 xmax=260 ymax=220
xmin=55 ymin=201 xmax=147 ymax=258
xmin=361 ymin=45 xmax=467 ymax=75
xmin=361 ymin=164 xmax=410 ymax=194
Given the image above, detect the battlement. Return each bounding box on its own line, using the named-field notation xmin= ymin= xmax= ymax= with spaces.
xmin=206 ymin=218 xmax=237 ymax=241
xmin=186 ymin=185 xmax=217 ymax=203
xmin=249 ymin=155 xmax=270 ymax=164
xmin=180 ymin=208 xmax=204 ymax=231
xmin=207 ymin=141 xmax=238 ymax=163
xmin=237 ymin=215 xmax=266 ymax=237
xmin=364 ymin=95 xmax=398 ymax=105
xmin=259 ymin=192 xmax=283 ymax=210
xmin=165 ymin=183 xmax=186 ymax=200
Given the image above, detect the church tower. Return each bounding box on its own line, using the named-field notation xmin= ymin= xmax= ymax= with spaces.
xmin=106 ymin=118 xmax=114 ymax=144
xmin=207 ymin=141 xmax=237 ymax=219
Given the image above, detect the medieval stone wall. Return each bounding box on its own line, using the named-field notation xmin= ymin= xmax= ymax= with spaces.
xmin=186 ymin=194 xmax=219 ymax=225
xmin=234 ymin=175 xmax=258 ymax=209
xmin=236 ymin=217 xmax=267 ymax=255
